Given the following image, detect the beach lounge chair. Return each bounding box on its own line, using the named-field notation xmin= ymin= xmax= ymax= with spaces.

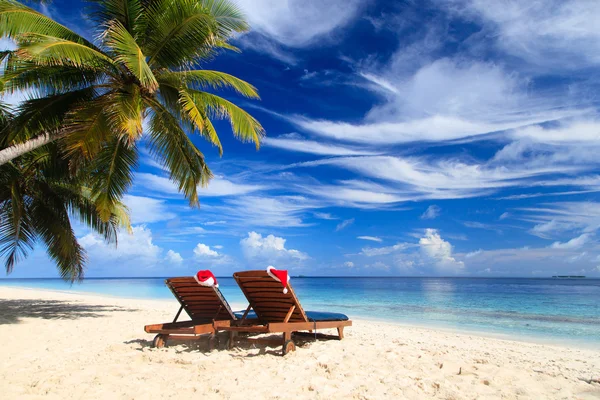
xmin=144 ymin=271 xmax=236 ymax=348
xmin=218 ymin=268 xmax=352 ymax=355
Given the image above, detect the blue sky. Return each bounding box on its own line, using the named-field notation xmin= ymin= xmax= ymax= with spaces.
xmin=4 ymin=0 xmax=600 ymax=278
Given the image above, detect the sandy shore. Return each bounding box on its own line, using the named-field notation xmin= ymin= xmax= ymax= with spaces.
xmin=0 ymin=287 xmax=599 ymax=399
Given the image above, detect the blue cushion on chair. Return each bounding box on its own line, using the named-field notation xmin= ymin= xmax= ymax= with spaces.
xmin=234 ymin=310 xmax=257 ymax=319
xmin=305 ymin=311 xmax=349 ymax=322
xmin=234 ymin=310 xmax=348 ymax=322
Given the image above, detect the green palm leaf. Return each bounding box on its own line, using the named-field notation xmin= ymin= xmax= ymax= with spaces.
xmin=0 ymin=165 xmax=36 ymax=273
xmin=146 ymin=97 xmax=212 ymax=206
xmin=30 ymin=180 xmax=86 ymax=281
xmin=144 ymin=0 xmax=218 ymax=68
xmin=0 ymin=0 xmax=95 ymax=46
xmin=16 ymin=33 xmax=116 ymax=70
xmin=89 ymin=135 xmax=138 ymax=221
xmin=184 ymin=89 xmax=264 ymax=148
xmin=178 ymin=88 xmax=222 ymax=154
xmin=104 ymin=20 xmax=158 ymax=92
xmin=160 ymin=70 xmax=259 ymax=98
xmin=89 ymin=0 xmax=146 ymax=40
xmin=199 ymin=0 xmax=248 ymax=37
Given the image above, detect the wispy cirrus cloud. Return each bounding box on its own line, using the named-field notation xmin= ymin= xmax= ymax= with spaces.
xmin=135 ymin=172 xmax=267 ymax=198
xmin=443 ymin=0 xmax=600 ymax=70
xmin=335 ymin=218 xmax=355 ymax=232
xmin=263 ymin=136 xmax=379 ymax=156
xmin=421 ymin=205 xmax=441 ymax=220
xmin=357 ymin=236 xmax=382 ymax=242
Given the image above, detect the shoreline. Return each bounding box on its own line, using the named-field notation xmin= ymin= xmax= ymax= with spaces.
xmin=1 ymin=284 xmax=598 ymax=351
xmin=1 ymin=286 xmax=599 ymax=399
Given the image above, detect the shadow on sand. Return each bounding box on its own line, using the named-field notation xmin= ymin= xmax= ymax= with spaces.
xmin=125 ymin=332 xmax=315 ymax=357
xmin=0 ymin=298 xmax=139 ymax=324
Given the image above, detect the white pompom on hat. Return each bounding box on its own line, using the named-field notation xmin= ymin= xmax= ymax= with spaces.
xmin=266 ymin=266 xmax=290 ymax=294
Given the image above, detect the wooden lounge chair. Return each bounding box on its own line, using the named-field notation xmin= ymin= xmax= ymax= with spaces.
xmin=144 ymin=277 xmax=236 ymax=348
xmin=218 ymin=270 xmax=352 ymax=355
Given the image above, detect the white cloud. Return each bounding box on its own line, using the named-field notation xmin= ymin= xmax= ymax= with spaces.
xmin=446 ymin=0 xmax=600 ymax=69
xmin=79 ymin=226 xmax=162 ymax=269
xmin=235 ymin=0 xmax=363 ymax=47
xmin=419 ymin=229 xmax=464 ymax=272
xmin=335 ymin=218 xmax=355 ymax=232
xmin=123 ymin=195 xmax=176 ymax=223
xmin=421 ymin=205 xmax=441 ymax=220
xmin=193 ymin=243 xmax=220 ymax=257
xmin=293 ymin=59 xmax=579 ymax=145
xmin=357 ymin=236 xmax=382 ymax=242
xmin=550 ymin=233 xmax=591 ymax=250
xmin=343 ymin=261 xmax=355 ymax=268
xmin=203 ymin=221 xmax=227 ymax=226
xmin=465 ymin=249 xmax=482 ymax=258
xmin=522 ymin=202 xmax=600 ymax=238
xmin=136 ymin=173 xmax=265 ymax=197
xmin=313 ymin=212 xmax=337 ymax=220
xmin=263 ymin=136 xmax=379 ymax=156
xmin=511 ymin=121 xmax=600 ymax=144
xmin=303 ymin=155 xmax=586 ymax=202
xmin=218 ymin=195 xmax=319 ymax=227
xmin=240 ymin=231 xmax=308 ymax=263
xmin=300 ymin=180 xmax=407 ymax=206
xmin=361 ymin=242 xmax=410 ymax=257
xmin=463 ymin=221 xmax=503 ymax=234
xmin=165 ymin=250 xmax=183 ymax=264
xmin=499 ymin=212 xmax=510 ymax=220
xmin=235 ymin=34 xmax=298 ymax=64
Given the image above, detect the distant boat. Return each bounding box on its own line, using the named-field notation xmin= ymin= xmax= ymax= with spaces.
xmin=551 ymin=275 xmax=586 ymax=279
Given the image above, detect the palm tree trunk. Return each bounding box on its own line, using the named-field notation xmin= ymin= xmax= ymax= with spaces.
xmin=0 ymin=133 xmax=65 ymax=165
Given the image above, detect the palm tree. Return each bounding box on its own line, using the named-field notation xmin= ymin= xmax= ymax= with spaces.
xmin=0 ymin=0 xmax=264 ymax=222
xmin=0 ymin=136 xmax=131 ymax=281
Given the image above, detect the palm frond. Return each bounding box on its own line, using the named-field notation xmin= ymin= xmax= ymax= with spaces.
xmin=185 ymin=89 xmax=264 ymax=148
xmin=88 ymin=0 xmax=146 ymax=40
xmin=199 ymin=0 xmax=248 ymax=37
xmin=178 ymin=87 xmax=222 ymax=154
xmin=145 ymin=97 xmax=212 ymax=206
xmin=0 ymin=0 xmax=95 ymax=46
xmin=89 ymin=135 xmax=138 ymax=222
xmin=159 ymin=69 xmax=259 ymax=98
xmin=104 ymin=20 xmax=158 ymax=92
xmin=4 ymin=87 xmax=97 ymax=146
xmin=29 ymin=180 xmax=86 ymax=281
xmin=104 ymin=84 xmax=144 ymax=142
xmin=2 ymin=60 xmax=99 ymax=95
xmin=16 ymin=33 xmax=116 ymax=70
xmin=0 ymin=165 xmax=36 ymax=273
xmin=61 ymin=97 xmax=112 ymax=162
xmin=144 ymin=0 xmax=218 ymax=68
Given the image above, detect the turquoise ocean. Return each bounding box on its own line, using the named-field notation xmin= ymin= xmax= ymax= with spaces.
xmin=1 ymin=277 xmax=599 ymax=346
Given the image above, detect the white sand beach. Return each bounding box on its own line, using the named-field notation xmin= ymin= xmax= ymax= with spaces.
xmin=1 ymin=287 xmax=599 ymax=399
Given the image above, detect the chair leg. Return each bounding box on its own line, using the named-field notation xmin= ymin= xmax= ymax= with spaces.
xmin=337 ymin=326 xmax=344 ymax=340
xmin=282 ymin=331 xmax=295 ymax=356
xmin=208 ymin=334 xmax=217 ymax=350
xmin=227 ymin=331 xmax=235 ymax=349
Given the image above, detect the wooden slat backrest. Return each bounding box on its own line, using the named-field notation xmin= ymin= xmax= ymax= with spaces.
xmin=233 ymin=271 xmax=308 ymax=323
xmin=166 ymin=277 xmax=235 ymax=322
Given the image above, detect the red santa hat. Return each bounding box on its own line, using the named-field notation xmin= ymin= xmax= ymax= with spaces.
xmin=266 ymin=266 xmax=290 ymax=294
xmin=194 ymin=270 xmax=218 ymax=287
